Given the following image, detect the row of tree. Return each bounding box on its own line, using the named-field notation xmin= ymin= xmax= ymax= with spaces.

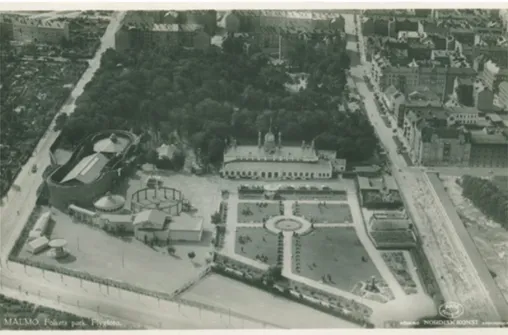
xmin=460 ymin=175 xmax=508 ymax=229
xmin=59 ymin=34 xmax=376 ymax=165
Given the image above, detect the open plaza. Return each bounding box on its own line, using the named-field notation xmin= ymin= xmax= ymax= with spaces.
xmin=16 ymin=168 xmax=226 ymax=296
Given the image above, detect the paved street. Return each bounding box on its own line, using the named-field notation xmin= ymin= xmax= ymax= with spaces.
xmin=342 ymin=13 xmax=502 ymax=321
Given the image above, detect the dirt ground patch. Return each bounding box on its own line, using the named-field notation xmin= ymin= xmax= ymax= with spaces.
xmin=180 ymin=273 xmax=360 ymax=328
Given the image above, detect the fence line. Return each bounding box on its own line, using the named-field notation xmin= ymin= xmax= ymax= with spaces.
xmin=5 ymin=260 xmax=276 ymax=329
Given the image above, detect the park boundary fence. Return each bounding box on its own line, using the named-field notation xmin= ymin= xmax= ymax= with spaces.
xmin=173 ymin=297 xmax=282 ymax=329
xmin=170 ymin=266 xmax=212 ymax=298
xmin=4 ymin=261 xmax=272 ymax=329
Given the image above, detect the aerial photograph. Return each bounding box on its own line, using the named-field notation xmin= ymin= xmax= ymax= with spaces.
xmin=0 ymin=7 xmax=507 ymax=330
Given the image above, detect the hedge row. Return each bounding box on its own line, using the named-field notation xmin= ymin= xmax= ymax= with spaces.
xmin=211 ymin=264 xmax=374 ymax=328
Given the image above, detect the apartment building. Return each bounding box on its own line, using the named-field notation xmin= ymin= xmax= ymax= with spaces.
xmin=370 ymin=51 xmax=476 ymax=99
xmin=396 ymin=87 xmax=443 ymax=128
xmin=473 ymin=80 xmax=495 ymax=112
xmin=481 ymin=60 xmax=508 ymax=93
xmin=114 ymin=23 xmax=210 ymax=52
xmin=499 ymin=81 xmax=508 ymax=109
xmin=501 ymin=9 xmax=508 ymax=34
xmin=11 ymin=17 xmax=69 ymax=44
xmin=410 ymin=119 xmax=471 ymax=166
xmin=469 ymin=128 xmax=508 ymax=167
xmin=455 ymin=34 xmax=508 ymax=68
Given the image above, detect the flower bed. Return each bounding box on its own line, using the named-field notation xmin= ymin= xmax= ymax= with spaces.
xmin=381 ymin=251 xmax=417 ymax=295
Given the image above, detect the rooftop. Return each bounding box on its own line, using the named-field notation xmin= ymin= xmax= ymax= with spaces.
xmin=371 ymin=211 xmax=408 ymax=220
xmin=358 ymin=175 xmax=397 ymax=191
xmin=224 ymin=144 xmax=319 ymax=163
xmin=383 ymin=175 xmax=398 ymax=190
xmin=94 ymin=194 xmax=126 ymax=212
xmin=170 ymin=213 xmax=204 ymax=231
xmin=223 ymin=160 xmax=332 ymax=175
xmin=61 ymin=153 xmax=109 ymax=184
xmin=470 ymin=129 xmax=508 ymax=145
xmin=12 ymin=17 xmax=67 ymax=29
xmin=133 ymin=209 xmax=168 ymax=227
xmin=407 ymin=86 xmax=442 ymax=103
xmin=446 ymin=106 xmax=480 ymax=115
xmin=421 ymin=126 xmax=464 ymax=142
xmin=94 ymin=134 xmax=130 ymax=154
xmin=486 ymin=113 xmax=503 ymax=123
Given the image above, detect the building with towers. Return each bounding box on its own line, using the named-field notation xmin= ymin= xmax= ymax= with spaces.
xmin=220 ymin=126 xmax=343 ymax=180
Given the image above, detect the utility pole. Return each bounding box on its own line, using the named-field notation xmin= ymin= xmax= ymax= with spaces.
xmin=77 ymin=237 xmax=80 ymax=251
xmin=122 ymin=250 xmax=125 ymax=268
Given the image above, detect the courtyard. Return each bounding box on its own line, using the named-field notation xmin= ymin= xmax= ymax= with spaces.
xmin=237 ymin=201 xmax=282 ymax=223
xmin=17 ymin=172 xmax=230 ymax=296
xmin=234 ymin=227 xmax=280 ymax=265
xmin=293 ymin=203 xmax=353 ymax=223
xmin=18 ymin=206 xmax=213 ymax=295
xmin=291 ymin=227 xmax=384 ymax=293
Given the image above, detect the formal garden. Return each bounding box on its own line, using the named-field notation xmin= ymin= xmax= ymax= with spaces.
xmin=291 ymin=227 xmax=383 ymax=293
xmin=237 ymin=201 xmax=283 ymax=223
xmin=292 ymin=202 xmax=353 ymax=223
xmin=381 ymin=251 xmax=418 ymax=295
xmin=235 ymin=227 xmax=282 ymax=265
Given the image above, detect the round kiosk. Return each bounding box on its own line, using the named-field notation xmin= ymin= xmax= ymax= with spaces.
xmin=48 ymin=239 xmax=68 ymax=259
xmin=94 ymin=193 xmax=126 ymax=213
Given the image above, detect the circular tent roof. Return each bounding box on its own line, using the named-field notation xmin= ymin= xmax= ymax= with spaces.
xmin=94 ymin=194 xmax=126 ymax=212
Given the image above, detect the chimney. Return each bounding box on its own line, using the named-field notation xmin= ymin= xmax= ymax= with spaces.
xmin=258 ymin=131 xmax=262 ymax=147
xmin=278 ymin=132 xmax=282 ymax=147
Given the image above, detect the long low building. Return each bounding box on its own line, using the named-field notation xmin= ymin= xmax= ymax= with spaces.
xmin=221 ymin=130 xmax=342 ymax=180
xmin=97 ymin=209 xmax=204 ymax=242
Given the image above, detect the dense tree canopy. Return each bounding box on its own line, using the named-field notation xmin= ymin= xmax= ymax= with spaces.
xmin=61 ymin=37 xmax=377 ymax=165
xmin=461 ymin=175 xmax=508 ymax=229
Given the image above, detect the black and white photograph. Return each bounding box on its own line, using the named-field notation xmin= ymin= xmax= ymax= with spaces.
xmin=0 ymin=3 xmax=507 ymax=331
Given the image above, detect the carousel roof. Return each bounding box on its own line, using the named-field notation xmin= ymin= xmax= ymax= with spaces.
xmin=94 ymin=194 xmax=126 ymax=212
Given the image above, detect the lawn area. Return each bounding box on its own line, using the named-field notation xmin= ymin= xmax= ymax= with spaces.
xmin=237 ymin=201 xmax=282 ymax=223
xmin=493 ymin=176 xmax=508 ymax=193
xmin=234 ymin=227 xmax=281 ymax=265
xmin=294 ymin=203 xmax=353 ymax=223
xmin=17 ymin=207 xmax=213 ymax=295
xmin=180 ymin=274 xmax=360 ymax=328
xmin=292 ymin=227 xmax=383 ymax=292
